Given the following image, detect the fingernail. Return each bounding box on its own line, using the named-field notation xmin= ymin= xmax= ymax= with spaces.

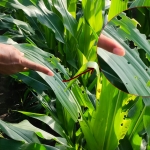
xmin=47 ymin=71 xmax=54 ymax=76
xmin=113 ymin=48 xmax=125 ymax=56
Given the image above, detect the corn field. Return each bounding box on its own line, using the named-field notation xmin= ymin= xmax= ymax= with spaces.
xmin=0 ymin=0 xmax=150 ymax=150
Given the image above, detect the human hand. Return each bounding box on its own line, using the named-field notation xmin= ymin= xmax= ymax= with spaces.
xmin=0 ymin=43 xmax=54 ymax=76
xmin=97 ymin=34 xmax=125 ymax=56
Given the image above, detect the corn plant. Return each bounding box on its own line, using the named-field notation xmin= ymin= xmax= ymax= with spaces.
xmin=0 ymin=0 xmax=150 ymax=150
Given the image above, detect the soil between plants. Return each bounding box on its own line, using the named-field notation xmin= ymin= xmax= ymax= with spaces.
xmin=0 ymin=75 xmax=25 ymax=122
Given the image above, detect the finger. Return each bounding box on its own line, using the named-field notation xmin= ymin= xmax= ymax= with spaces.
xmin=20 ymin=52 xmax=24 ymax=56
xmin=97 ymin=34 xmax=125 ymax=56
xmin=22 ymin=67 xmax=29 ymax=72
xmin=20 ymin=57 xmax=54 ymax=76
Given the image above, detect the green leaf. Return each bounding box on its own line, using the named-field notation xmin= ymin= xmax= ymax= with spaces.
xmin=18 ymin=43 xmax=79 ymax=121
xmin=78 ymin=21 xmax=95 ymax=58
xmin=67 ymin=0 xmax=77 ymax=18
xmin=12 ymin=71 xmax=50 ymax=93
xmin=82 ymin=0 xmax=103 ymax=33
xmin=89 ymin=74 xmax=132 ymax=150
xmin=78 ymin=75 xmax=134 ymax=150
xmin=98 ymin=12 xmax=150 ymax=96
xmin=143 ymin=97 xmax=150 ymax=146
xmin=0 ymin=35 xmax=79 ymax=121
xmin=52 ymin=0 xmax=78 ymax=37
xmin=17 ymin=111 xmax=66 ymax=138
xmin=146 ymin=80 xmax=150 ymax=87
xmin=77 ymin=0 xmax=103 ymax=63
xmin=130 ymin=0 xmax=150 ymax=7
xmin=127 ymin=97 xmax=144 ymax=149
xmin=0 ymin=139 xmax=59 ymax=150
xmin=0 ymin=13 xmax=34 ymax=34
xmin=0 ymin=36 xmax=17 ymax=44
xmin=21 ymin=143 xmax=60 ymax=150
xmin=146 ymin=53 xmax=150 ymax=62
xmin=79 ymin=120 xmax=99 ymax=150
xmin=66 ymin=61 xmax=100 ymax=88
xmin=0 ymin=139 xmax=24 ymax=150
xmin=108 ymin=0 xmax=128 ymax=21
xmin=11 ymin=120 xmax=67 ymax=145
xmin=0 ymin=120 xmax=40 ymax=143
xmin=71 ymin=84 xmax=95 ymax=110
xmin=0 ymin=0 xmax=65 ymax=43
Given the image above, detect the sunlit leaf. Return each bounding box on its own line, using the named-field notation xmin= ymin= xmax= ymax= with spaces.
xmin=52 ymin=0 xmax=78 ymax=37
xmin=108 ymin=0 xmax=128 ymax=21
xmin=0 ymin=0 xmax=65 ymax=43
xmin=88 ymin=74 xmax=132 ymax=150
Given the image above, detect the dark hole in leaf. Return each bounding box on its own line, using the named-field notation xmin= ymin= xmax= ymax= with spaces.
xmin=146 ymin=68 xmax=148 ymax=71
xmin=127 ymin=62 xmax=130 ymax=64
xmin=124 ymin=39 xmax=135 ymax=49
xmin=121 ymin=123 xmax=123 ymax=126
xmin=128 ymin=40 xmax=135 ymax=49
xmin=116 ymin=16 xmax=122 ymax=20
xmin=82 ymin=91 xmax=85 ymax=94
xmin=55 ymin=69 xmax=59 ymax=73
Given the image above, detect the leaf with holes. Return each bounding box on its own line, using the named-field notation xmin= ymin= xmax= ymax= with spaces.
xmin=98 ymin=12 xmax=150 ymax=96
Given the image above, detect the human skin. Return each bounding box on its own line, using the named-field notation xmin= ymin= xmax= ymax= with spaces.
xmin=97 ymin=34 xmax=125 ymax=56
xmin=0 ymin=43 xmax=54 ymax=76
xmin=0 ymin=34 xmax=125 ymax=75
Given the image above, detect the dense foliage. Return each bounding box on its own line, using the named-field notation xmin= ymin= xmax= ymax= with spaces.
xmin=0 ymin=0 xmax=150 ymax=150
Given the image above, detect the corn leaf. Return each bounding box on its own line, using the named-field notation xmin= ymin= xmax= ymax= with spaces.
xmin=127 ymin=97 xmax=144 ymax=149
xmin=0 ymin=139 xmax=59 ymax=150
xmin=67 ymin=0 xmax=77 ymax=18
xmin=11 ymin=120 xmax=67 ymax=145
xmin=16 ymin=111 xmax=66 ymax=138
xmin=12 ymin=71 xmax=50 ymax=93
xmin=17 ymin=44 xmax=79 ymax=121
xmin=0 ymin=120 xmax=40 ymax=143
xmin=143 ymin=97 xmax=150 ymax=146
xmin=82 ymin=0 xmax=103 ymax=33
xmin=0 ymin=13 xmax=34 ymax=34
xmin=0 ymin=0 xmax=65 ymax=43
xmin=52 ymin=0 xmax=78 ymax=37
xmin=130 ymin=0 xmax=150 ymax=7
xmin=98 ymin=12 xmax=150 ymax=96
xmin=89 ymin=74 xmax=132 ymax=150
xmin=77 ymin=0 xmax=103 ymax=62
xmin=0 ymin=36 xmax=79 ymax=122
xmin=79 ymin=120 xmax=99 ymax=150
xmin=108 ymin=0 xmax=128 ymax=21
